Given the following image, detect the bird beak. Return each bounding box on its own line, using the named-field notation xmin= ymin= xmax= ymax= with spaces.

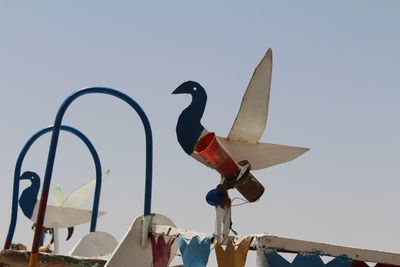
xmin=172 ymin=84 xmax=186 ymax=94
xmin=20 ymin=172 xmax=32 ymax=180
xmin=20 ymin=171 xmax=36 ymax=180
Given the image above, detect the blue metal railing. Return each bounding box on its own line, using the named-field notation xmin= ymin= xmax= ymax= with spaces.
xmin=28 ymin=87 xmax=153 ymax=262
xmin=4 ymin=125 xmax=102 ymax=249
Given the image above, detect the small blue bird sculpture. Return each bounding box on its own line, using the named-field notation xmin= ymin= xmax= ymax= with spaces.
xmin=19 ymin=171 xmax=106 ymax=243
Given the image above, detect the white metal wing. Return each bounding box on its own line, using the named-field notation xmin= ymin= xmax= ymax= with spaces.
xmin=52 ymin=186 xmax=67 ymax=206
xmin=227 ymin=48 xmax=272 ymax=143
xmin=51 ymin=169 xmax=110 ymax=208
xmin=218 ymin=137 xmax=309 ymax=170
xmin=30 ymin=200 xmax=107 ymax=228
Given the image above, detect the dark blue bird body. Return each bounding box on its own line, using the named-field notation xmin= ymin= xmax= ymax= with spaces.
xmin=173 ymin=81 xmax=207 ymax=155
xmin=19 ymin=171 xmax=40 ymax=219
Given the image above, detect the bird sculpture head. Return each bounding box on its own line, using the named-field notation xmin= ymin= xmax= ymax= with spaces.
xmin=20 ymin=171 xmax=40 ymax=182
xmin=172 ymin=80 xmax=206 ymax=97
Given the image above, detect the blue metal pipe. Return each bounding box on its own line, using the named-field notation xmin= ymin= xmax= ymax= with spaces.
xmin=30 ymin=87 xmax=153 ymax=256
xmin=4 ymin=125 xmax=102 ymax=248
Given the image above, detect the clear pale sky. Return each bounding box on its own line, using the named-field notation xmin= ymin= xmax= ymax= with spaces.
xmin=0 ymin=1 xmax=399 ymax=266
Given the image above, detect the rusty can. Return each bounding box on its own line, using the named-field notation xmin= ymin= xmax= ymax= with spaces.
xmin=234 ymin=160 xmax=265 ymax=202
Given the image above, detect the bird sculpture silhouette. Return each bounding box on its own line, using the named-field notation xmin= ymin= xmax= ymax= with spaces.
xmin=19 ymin=171 xmax=107 ymax=245
xmin=173 ymin=48 xmax=309 ymax=241
xmin=173 ymin=48 xmax=309 ymax=171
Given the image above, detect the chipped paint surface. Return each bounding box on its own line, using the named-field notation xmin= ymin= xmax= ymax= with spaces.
xmin=0 ymin=250 xmax=106 ymax=267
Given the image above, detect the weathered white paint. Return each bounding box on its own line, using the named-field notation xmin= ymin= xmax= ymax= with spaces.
xmin=215 ymin=205 xmax=231 ymax=243
xmin=105 ymin=214 xmax=178 ymax=267
xmin=69 ymin=231 xmax=118 ymax=258
xmin=141 ymin=214 xmax=151 ymax=247
xmin=151 ymin=224 xmax=400 ymax=265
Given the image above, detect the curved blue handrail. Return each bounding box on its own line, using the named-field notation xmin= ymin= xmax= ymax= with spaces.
xmin=3 ymin=125 xmax=103 ymax=249
xmin=30 ymin=87 xmax=153 ymax=257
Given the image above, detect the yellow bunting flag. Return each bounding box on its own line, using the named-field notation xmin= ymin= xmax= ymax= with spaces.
xmin=215 ymin=236 xmax=252 ymax=267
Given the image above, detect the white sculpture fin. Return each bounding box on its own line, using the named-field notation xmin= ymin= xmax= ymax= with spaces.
xmin=70 ymin=231 xmax=118 ymax=258
xmin=105 ymin=214 xmax=178 ymax=267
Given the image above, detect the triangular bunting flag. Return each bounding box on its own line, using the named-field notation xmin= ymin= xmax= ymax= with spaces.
xmin=291 ymin=254 xmax=325 ymax=266
xmin=215 ymin=236 xmax=252 ymax=267
xmin=179 ymin=236 xmax=213 ymax=267
xmin=258 ymin=250 xmax=371 ymax=267
xmin=257 ymin=250 xmax=291 ymax=266
xmin=151 ymin=233 xmax=176 ymax=267
xmin=325 ymin=257 xmax=352 ymax=266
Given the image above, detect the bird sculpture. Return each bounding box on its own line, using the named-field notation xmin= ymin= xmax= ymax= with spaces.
xmin=173 ymin=48 xmax=309 ymax=241
xmin=19 ymin=171 xmax=107 ymax=245
xmin=173 ymin=48 xmax=308 ymax=171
